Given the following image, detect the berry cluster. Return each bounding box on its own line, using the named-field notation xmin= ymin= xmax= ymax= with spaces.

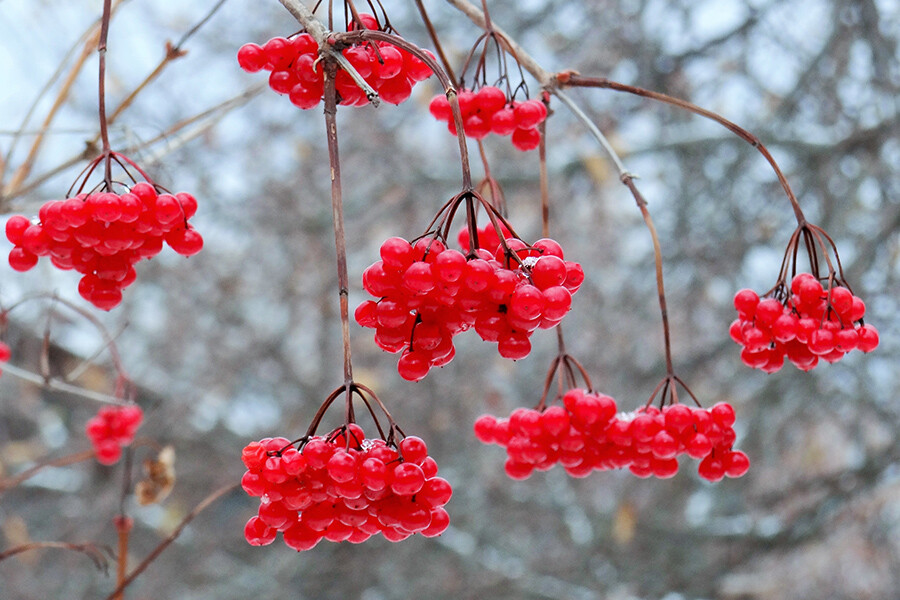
xmin=237 ymin=14 xmax=433 ymax=108
xmin=428 ymin=86 xmax=547 ymax=151
xmin=5 ymin=183 xmax=202 ymax=310
xmin=474 ymin=389 xmax=749 ymax=481
xmin=241 ymin=426 xmax=451 ymax=550
xmin=731 ymin=273 xmax=879 ymax=373
xmin=356 ymin=235 xmax=584 ymax=381
xmin=85 ymin=405 xmax=144 ymax=465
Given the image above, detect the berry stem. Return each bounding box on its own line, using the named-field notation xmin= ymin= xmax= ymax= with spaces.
xmin=98 ymin=0 xmax=114 ymax=188
xmin=322 ymin=59 xmax=354 ymax=398
xmin=623 ymin=175 xmax=675 ymax=377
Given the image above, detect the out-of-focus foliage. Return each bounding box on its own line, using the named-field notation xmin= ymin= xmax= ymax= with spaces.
xmin=1 ymin=0 xmax=898 ymax=598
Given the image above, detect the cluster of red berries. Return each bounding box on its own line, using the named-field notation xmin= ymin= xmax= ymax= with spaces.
xmin=731 ymin=273 xmax=879 ymax=373
xmin=241 ymin=426 xmax=451 ymax=550
xmin=474 ymin=389 xmax=749 ymax=481
xmin=0 ymin=341 xmax=10 ymax=376
xmin=356 ymin=234 xmax=584 ymax=381
xmin=237 ymin=14 xmax=433 ymax=108
xmin=85 ymin=405 xmax=144 ymax=465
xmin=429 ymin=86 xmax=547 ymax=151
xmin=4 ymin=183 xmax=202 ymax=310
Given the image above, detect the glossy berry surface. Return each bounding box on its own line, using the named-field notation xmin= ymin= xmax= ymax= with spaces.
xmin=475 ymin=390 xmax=749 ymax=481
xmin=5 ymin=185 xmax=202 ymax=311
xmin=730 ymin=273 xmax=878 ymax=372
xmin=85 ymin=405 xmax=144 ymax=465
xmin=428 ymin=86 xmax=547 ymax=151
xmin=357 ymin=231 xmax=583 ymax=380
xmin=240 ymin=426 xmax=451 ymax=550
xmin=237 ymin=15 xmax=434 ymax=109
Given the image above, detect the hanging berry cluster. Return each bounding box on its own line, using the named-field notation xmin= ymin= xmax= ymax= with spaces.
xmin=731 ymin=273 xmax=879 ymax=372
xmin=5 ymin=175 xmax=202 ymax=311
xmin=730 ymin=222 xmax=879 ymax=373
xmin=429 ymin=87 xmax=547 ymax=150
xmin=356 ymin=228 xmax=582 ymax=381
xmin=85 ymin=404 xmax=144 ymax=465
xmin=237 ymin=14 xmax=433 ymax=108
xmin=475 ymin=389 xmax=749 ymax=482
xmin=241 ymin=425 xmax=451 ymax=550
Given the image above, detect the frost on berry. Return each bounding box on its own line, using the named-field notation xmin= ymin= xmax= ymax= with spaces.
xmin=475 ymin=391 xmax=749 ymax=482
xmin=237 ymin=17 xmax=434 ymax=110
xmin=5 ymin=184 xmax=203 ymax=311
xmin=85 ymin=405 xmax=144 ymax=465
xmin=357 ymin=231 xmax=583 ymax=380
xmin=240 ymin=426 xmax=452 ymax=550
xmin=730 ymin=273 xmax=878 ymax=373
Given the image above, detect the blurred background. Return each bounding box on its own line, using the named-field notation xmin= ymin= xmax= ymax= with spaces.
xmin=1 ymin=0 xmax=898 ymax=598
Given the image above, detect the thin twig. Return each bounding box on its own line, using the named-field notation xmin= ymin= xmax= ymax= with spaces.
xmin=0 ymin=541 xmax=110 ymax=573
xmin=0 ymin=363 xmax=128 ymax=406
xmin=101 ymin=483 xmax=239 ymax=600
xmin=0 ymin=449 xmax=96 ymax=493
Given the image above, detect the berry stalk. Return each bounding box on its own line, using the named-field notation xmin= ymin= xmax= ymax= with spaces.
xmin=97 ymin=0 xmax=114 ymax=187
xmin=322 ymin=59 xmax=354 ymax=397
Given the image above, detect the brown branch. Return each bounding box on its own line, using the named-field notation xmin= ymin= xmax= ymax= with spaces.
xmin=0 ymin=541 xmax=110 ymax=573
xmin=101 ymin=483 xmax=239 ymax=600
xmin=0 ymin=449 xmax=96 ymax=493
xmin=558 ymin=74 xmax=807 ymax=226
xmin=322 ymin=59 xmax=353 ymax=388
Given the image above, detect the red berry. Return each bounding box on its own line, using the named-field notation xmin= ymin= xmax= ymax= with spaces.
xmin=510 ymin=127 xmax=541 ymax=151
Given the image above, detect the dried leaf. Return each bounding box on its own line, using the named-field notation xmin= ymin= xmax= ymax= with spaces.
xmin=135 ymin=445 xmax=175 ymax=506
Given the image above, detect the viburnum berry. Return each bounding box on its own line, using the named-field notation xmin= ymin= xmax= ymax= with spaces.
xmin=357 ymin=229 xmax=583 ymax=380
xmin=240 ymin=426 xmax=451 ymax=550
xmin=5 ymin=184 xmax=202 ymax=310
xmin=429 ymin=86 xmax=547 ymax=151
xmin=0 ymin=341 xmax=10 ymax=377
xmin=475 ymin=390 xmax=749 ymax=481
xmin=237 ymin=16 xmax=434 ymax=109
xmin=731 ymin=273 xmax=878 ymax=372
xmin=85 ymin=405 xmax=144 ymax=465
